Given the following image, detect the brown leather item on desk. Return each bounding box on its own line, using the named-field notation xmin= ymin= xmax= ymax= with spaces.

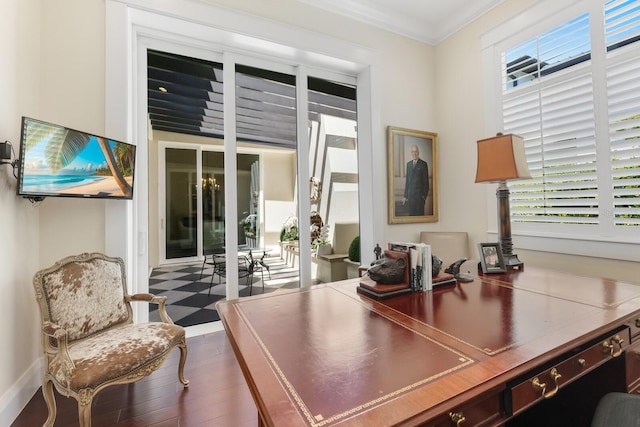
xmin=357 ymin=276 xmax=412 ymax=298
xmin=432 ymin=271 xmax=456 ymax=287
xmin=359 ymin=276 xmax=409 ymax=293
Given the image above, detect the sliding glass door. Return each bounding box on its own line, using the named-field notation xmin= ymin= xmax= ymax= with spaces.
xmin=150 ymin=47 xmax=361 ymax=322
xmin=162 ymin=146 xmax=226 ymax=261
xmin=164 ymin=147 xmax=198 ymax=259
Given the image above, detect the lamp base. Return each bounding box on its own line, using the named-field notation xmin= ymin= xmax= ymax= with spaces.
xmin=504 ymin=253 xmax=524 ymax=271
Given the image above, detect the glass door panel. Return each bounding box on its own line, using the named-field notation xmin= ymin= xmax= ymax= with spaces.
xmin=308 ymin=76 xmax=359 ymax=281
xmin=202 ymin=150 xmax=225 ymax=254
xmin=237 ymin=154 xmax=260 ymax=248
xmin=165 ymin=148 xmax=197 ymax=259
xmin=235 ymin=64 xmax=299 ymax=291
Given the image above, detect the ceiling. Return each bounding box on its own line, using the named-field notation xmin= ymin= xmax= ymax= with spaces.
xmin=297 ymin=0 xmax=506 ymax=45
xmin=148 ymin=1 xmax=502 ymax=145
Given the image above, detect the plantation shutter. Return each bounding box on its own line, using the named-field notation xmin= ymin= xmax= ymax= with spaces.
xmin=502 ymin=13 xmax=598 ymax=225
xmin=605 ymin=0 xmax=640 ymax=226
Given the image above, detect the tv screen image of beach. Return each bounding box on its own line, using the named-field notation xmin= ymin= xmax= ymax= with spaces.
xmin=17 ymin=117 xmax=136 ymax=200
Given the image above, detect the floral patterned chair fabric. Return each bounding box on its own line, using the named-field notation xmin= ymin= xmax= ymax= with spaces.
xmin=32 ymin=252 xmax=188 ymax=427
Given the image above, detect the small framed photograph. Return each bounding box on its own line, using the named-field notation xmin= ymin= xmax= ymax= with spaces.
xmin=478 ymin=242 xmax=506 ymax=273
xmin=387 ymin=126 xmax=439 ymax=224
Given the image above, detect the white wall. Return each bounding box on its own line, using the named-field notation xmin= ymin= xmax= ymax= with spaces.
xmin=37 ymin=0 xmax=108 ymax=268
xmin=0 ymin=0 xmax=111 ymax=423
xmin=0 ymin=0 xmax=44 ymax=423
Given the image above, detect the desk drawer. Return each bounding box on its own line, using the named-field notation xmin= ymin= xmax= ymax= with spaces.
xmin=626 ymin=340 xmax=640 ymax=393
xmin=429 ymin=387 xmax=503 ymax=427
xmin=507 ymin=328 xmax=630 ymax=416
xmin=625 ymin=316 xmax=640 ymax=340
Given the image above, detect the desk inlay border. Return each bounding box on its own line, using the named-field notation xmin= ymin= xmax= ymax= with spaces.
xmin=231 ymin=286 xmax=475 ymax=427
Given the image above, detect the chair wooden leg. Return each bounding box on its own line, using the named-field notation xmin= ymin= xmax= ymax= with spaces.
xmin=42 ymin=377 xmax=56 ymax=427
xmin=77 ymin=391 xmax=93 ymax=427
xmin=178 ymin=340 xmax=189 ymax=387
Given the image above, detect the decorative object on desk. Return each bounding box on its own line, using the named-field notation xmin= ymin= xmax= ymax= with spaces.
xmin=445 ymin=258 xmax=475 ymax=282
xmin=431 ymin=255 xmax=443 ymax=277
xmin=279 ymin=214 xmax=298 ymax=242
xmin=368 ymin=255 xmax=407 ymax=284
xmin=358 ymin=250 xmax=411 ymax=299
xmin=387 ymin=126 xmax=439 ymax=224
xmin=374 ymin=243 xmax=382 ymax=260
xmin=475 ymin=133 xmax=531 ymax=270
xmin=478 ymin=242 xmax=507 ymax=273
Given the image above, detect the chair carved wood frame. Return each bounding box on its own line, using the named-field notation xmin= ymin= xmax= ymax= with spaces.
xmin=32 ymin=252 xmax=189 ymax=427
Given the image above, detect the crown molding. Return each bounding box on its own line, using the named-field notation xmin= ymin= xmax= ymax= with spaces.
xmin=297 ymin=0 xmax=506 ymax=45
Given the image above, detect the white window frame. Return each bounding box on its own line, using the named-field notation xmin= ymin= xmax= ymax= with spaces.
xmin=482 ymin=0 xmax=640 ymax=262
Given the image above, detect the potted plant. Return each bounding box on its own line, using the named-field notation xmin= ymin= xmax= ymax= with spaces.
xmin=240 ymin=212 xmax=257 ymax=247
xmin=312 ymin=224 xmax=332 ymax=256
xmin=344 ymin=235 xmax=360 ymax=278
xmin=279 ymin=214 xmax=299 ymax=242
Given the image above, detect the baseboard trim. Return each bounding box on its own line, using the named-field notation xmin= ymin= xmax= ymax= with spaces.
xmin=0 ymin=357 xmax=42 ymax=425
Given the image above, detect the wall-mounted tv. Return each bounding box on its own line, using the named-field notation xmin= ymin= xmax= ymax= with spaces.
xmin=17 ymin=117 xmax=136 ymax=200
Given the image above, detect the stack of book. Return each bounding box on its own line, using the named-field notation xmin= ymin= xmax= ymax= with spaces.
xmin=388 ymin=241 xmax=433 ymax=291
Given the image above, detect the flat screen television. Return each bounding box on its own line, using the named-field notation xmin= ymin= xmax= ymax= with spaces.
xmin=16 ymin=117 xmax=136 ymax=200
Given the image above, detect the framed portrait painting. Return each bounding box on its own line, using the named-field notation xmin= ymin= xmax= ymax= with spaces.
xmin=387 ymin=126 xmax=438 ymax=224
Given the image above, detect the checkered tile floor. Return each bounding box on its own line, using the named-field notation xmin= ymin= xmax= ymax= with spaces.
xmin=148 ymin=257 xmax=302 ymax=327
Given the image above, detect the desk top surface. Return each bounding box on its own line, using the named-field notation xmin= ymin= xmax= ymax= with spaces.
xmin=216 ymin=267 xmax=640 ymax=427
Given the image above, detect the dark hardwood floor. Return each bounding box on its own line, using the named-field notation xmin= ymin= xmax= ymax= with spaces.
xmin=11 ymin=331 xmax=259 ymax=427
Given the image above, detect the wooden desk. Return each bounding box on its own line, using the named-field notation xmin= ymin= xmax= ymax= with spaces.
xmin=216 ymin=267 xmax=640 ymax=426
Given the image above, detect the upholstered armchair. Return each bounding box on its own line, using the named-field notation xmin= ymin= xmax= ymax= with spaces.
xmin=32 ymin=252 xmax=188 ymax=427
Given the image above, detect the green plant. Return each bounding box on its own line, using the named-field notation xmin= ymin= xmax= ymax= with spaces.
xmin=279 ymin=214 xmax=298 ymax=241
xmin=312 ymin=224 xmax=330 ymax=250
xmin=348 ymin=235 xmax=360 ymax=262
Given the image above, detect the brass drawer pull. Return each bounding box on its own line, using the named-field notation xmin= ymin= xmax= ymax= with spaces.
xmin=602 ymin=335 xmax=624 ymax=357
xmin=449 ymin=411 xmax=466 ymax=426
xmin=532 ymin=368 xmax=561 ymax=399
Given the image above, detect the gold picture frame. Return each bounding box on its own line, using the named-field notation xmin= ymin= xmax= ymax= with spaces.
xmin=387 ymin=126 xmax=438 ymax=224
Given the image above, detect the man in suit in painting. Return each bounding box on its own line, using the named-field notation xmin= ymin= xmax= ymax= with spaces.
xmin=402 ymin=144 xmax=429 ymax=216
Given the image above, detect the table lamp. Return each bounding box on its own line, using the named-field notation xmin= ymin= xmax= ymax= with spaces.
xmin=475 ymin=133 xmax=531 ymax=270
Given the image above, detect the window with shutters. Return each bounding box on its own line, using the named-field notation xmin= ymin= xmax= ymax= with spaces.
xmin=498 ymin=0 xmax=640 ymax=248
